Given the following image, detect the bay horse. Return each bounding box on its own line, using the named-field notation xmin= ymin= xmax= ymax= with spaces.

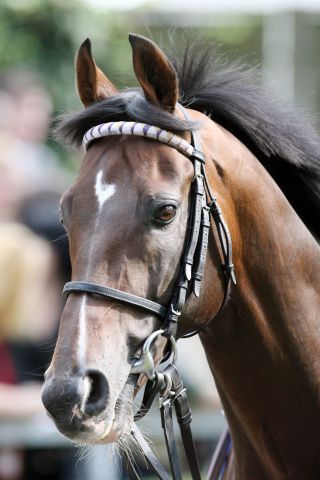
xmin=42 ymin=33 xmax=320 ymax=479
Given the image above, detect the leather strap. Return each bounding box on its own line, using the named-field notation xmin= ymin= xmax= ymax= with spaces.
xmin=162 ymin=153 xmax=206 ymax=338
xmin=193 ymin=204 xmax=211 ymax=297
xmin=175 ymin=397 xmax=201 ymax=480
xmin=131 ymin=424 xmax=172 ymax=480
xmin=210 ymin=197 xmax=236 ymax=285
xmin=161 ymin=397 xmax=183 ymax=480
xmin=63 ymin=281 xmax=167 ymax=319
xmin=134 ymin=372 xmax=166 ymax=421
xmin=167 ymin=365 xmax=201 ymax=480
xmin=206 ymin=428 xmax=232 ymax=480
xmin=160 ymin=105 xmax=207 ymax=338
xmin=184 ymin=163 xmax=204 ymax=282
xmin=181 ymin=171 xmax=237 ymax=339
xmin=133 ymin=363 xmax=202 ymax=480
xmin=132 ymin=363 xmax=233 ymax=480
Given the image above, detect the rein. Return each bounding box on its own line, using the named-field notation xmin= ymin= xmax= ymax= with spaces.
xmin=63 ymin=114 xmax=236 ymax=479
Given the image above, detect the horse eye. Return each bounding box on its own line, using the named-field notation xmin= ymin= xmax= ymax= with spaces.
xmin=154 ymin=205 xmax=177 ymax=224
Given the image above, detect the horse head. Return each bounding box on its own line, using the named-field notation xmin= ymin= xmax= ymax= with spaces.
xmin=42 ymin=35 xmax=226 ymax=444
xmin=41 ymin=31 xmax=320 ymax=479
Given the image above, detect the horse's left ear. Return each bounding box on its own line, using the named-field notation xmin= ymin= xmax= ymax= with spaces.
xmin=76 ymin=38 xmax=118 ymax=107
xmin=128 ymin=33 xmax=179 ymax=113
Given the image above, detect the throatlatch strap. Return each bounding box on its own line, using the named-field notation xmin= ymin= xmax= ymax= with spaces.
xmin=209 ymin=198 xmax=236 ymax=285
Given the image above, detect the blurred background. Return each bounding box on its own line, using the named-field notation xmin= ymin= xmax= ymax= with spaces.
xmin=0 ymin=0 xmax=319 ymax=479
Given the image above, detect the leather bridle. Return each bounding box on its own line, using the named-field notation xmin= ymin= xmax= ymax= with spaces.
xmin=63 ymin=116 xmax=236 ymax=341
xmin=62 ymin=108 xmax=236 ymax=479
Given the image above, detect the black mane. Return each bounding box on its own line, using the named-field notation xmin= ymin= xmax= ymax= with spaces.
xmin=55 ymin=38 xmax=320 ymax=240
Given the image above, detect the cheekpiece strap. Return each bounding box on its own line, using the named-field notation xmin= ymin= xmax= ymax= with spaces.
xmin=162 ymin=108 xmax=208 ymax=338
xmin=193 ymin=204 xmax=211 ymax=297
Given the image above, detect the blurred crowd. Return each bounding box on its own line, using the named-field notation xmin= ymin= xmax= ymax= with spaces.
xmin=0 ymin=70 xmax=80 ymax=480
xmin=0 ymin=67 xmax=221 ymax=480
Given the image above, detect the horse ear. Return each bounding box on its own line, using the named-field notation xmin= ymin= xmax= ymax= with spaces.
xmin=75 ymin=38 xmax=118 ymax=107
xmin=128 ymin=33 xmax=179 ymax=113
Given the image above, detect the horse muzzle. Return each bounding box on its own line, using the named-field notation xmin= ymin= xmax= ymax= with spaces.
xmin=42 ymin=369 xmax=112 ymax=441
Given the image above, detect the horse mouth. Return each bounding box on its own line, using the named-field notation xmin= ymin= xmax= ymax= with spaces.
xmin=97 ymin=391 xmax=135 ymax=444
xmin=69 ymin=378 xmax=136 ymax=445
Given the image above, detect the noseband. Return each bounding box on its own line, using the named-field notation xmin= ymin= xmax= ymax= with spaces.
xmin=62 ymin=112 xmax=236 ymax=480
xmin=63 ymin=117 xmax=236 ymax=346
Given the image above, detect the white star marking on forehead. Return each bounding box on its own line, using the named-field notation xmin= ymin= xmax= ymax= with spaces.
xmin=95 ymin=170 xmax=116 ymax=210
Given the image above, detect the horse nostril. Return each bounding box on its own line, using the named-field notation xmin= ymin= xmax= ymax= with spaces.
xmin=82 ymin=370 xmax=109 ymax=416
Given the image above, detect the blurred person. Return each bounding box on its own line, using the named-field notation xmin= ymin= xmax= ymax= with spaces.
xmin=17 ymin=191 xmax=71 ymax=285
xmin=0 ymin=88 xmax=25 ymax=222
xmin=0 ymin=70 xmax=69 ymax=222
xmin=0 ymin=223 xmax=60 ymax=344
xmin=0 ymin=223 xmax=60 ymax=480
xmin=15 ymin=193 xmax=89 ymax=480
xmin=0 ymin=220 xmax=86 ymax=480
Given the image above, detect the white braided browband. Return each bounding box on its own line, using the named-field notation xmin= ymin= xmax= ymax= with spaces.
xmin=83 ymin=121 xmax=194 ymax=157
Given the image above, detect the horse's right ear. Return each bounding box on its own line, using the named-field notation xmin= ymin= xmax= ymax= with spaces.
xmin=76 ymin=38 xmax=118 ymax=107
xmin=129 ymin=33 xmax=178 ymax=113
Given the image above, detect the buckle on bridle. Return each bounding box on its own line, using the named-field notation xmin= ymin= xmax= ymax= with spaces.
xmin=170 ymin=304 xmax=181 ymax=318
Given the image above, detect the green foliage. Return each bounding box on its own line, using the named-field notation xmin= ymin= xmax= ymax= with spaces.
xmin=0 ymin=1 xmax=78 ymax=109
xmin=0 ymin=0 xmax=264 ymax=165
xmin=0 ymin=1 xmax=263 ymax=110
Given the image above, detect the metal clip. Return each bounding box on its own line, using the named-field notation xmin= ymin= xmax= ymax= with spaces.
xmin=170 ymin=305 xmax=181 ymax=318
xmin=130 ymin=329 xmax=178 ymax=380
xmin=130 ymin=349 xmax=156 ymax=380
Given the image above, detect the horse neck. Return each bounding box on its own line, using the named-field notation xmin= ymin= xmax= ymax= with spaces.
xmin=200 ymin=123 xmax=320 ymax=478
